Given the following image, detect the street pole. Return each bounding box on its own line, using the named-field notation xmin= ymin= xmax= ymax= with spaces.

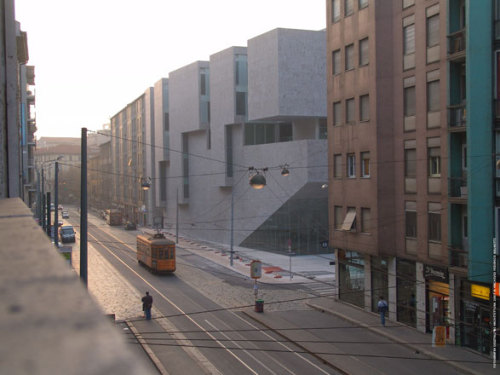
xmin=46 ymin=192 xmax=51 ymax=238
xmin=80 ymin=128 xmax=88 ymax=287
xmin=41 ymin=168 xmax=46 ymax=230
xmin=176 ymin=187 xmax=179 ymax=244
xmin=230 ymin=186 xmax=234 ymax=267
xmin=54 ymin=161 xmax=59 ymax=248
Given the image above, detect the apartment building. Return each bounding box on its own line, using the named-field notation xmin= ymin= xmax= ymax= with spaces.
xmin=327 ymin=0 xmax=499 ymax=356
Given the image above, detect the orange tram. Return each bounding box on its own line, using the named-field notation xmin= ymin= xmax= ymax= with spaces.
xmin=136 ymin=233 xmax=176 ymax=274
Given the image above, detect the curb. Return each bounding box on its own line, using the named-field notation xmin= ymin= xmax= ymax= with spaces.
xmin=306 ymin=302 xmax=481 ymax=375
xmin=126 ymin=319 xmax=169 ymax=375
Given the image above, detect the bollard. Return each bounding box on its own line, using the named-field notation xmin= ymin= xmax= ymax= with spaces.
xmin=255 ymin=299 xmax=264 ymax=313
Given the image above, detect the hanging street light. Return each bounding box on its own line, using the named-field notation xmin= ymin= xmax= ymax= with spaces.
xmin=141 ymin=177 xmax=152 ymax=191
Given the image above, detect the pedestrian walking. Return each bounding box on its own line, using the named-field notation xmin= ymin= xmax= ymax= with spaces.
xmin=142 ymin=291 xmax=153 ymax=320
xmin=377 ymin=296 xmax=388 ymax=326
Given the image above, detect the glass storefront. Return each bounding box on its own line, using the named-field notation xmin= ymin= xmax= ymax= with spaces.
xmin=396 ymin=259 xmax=416 ymax=327
xmin=338 ymin=249 xmax=365 ymax=308
xmin=371 ymin=256 xmax=388 ymax=312
xmin=427 ymin=280 xmax=450 ymax=332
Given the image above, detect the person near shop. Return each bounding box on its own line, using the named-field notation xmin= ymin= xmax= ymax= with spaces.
xmin=377 ymin=296 xmax=388 ymax=326
xmin=142 ymin=291 xmax=153 ymax=320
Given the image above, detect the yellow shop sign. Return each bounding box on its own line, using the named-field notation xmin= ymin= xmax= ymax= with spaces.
xmin=471 ymin=284 xmax=490 ymax=301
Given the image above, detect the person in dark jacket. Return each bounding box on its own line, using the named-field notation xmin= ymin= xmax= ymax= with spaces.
xmin=142 ymin=291 xmax=153 ymax=320
xmin=377 ymin=296 xmax=388 ymax=326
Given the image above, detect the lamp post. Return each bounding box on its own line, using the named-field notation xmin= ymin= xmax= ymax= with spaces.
xmin=53 ymin=156 xmax=63 ymax=248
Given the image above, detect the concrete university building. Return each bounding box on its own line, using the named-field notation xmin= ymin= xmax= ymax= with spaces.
xmin=109 ymin=28 xmax=328 ymax=255
xmin=327 ymin=0 xmax=499 ymax=357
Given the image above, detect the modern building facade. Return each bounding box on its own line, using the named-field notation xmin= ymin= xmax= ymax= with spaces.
xmin=327 ymin=0 xmax=499 ymax=356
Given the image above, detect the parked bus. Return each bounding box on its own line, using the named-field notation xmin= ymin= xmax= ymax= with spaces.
xmin=106 ymin=209 xmax=122 ymax=226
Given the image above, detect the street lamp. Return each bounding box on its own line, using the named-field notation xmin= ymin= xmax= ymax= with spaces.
xmin=141 ymin=177 xmax=151 ymax=191
xmin=248 ymin=167 xmax=268 ymax=189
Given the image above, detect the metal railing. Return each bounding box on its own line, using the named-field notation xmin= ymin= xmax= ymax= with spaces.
xmin=447 ymin=29 xmax=466 ymax=56
xmin=448 ymin=176 xmax=467 ymax=198
xmin=449 ymin=247 xmax=468 ymax=268
xmin=448 ymin=103 xmax=466 ymax=128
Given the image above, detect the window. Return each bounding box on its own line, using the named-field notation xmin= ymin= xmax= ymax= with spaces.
xmin=346 ymin=98 xmax=355 ymax=123
xmin=428 ymin=203 xmax=442 ymax=242
xmin=333 ymin=101 xmax=342 ymax=125
xmin=278 ymin=123 xmax=293 ymax=142
xmin=405 ymin=148 xmax=416 ymax=178
xmin=332 ymin=49 xmax=341 ymax=74
xmin=359 ymin=0 xmax=368 ymax=9
xmin=403 ymin=24 xmax=415 ymax=55
xmin=236 ymin=92 xmax=247 ymax=116
xmin=342 ymin=207 xmax=357 ymax=231
xmin=334 ymin=154 xmax=343 ymax=178
xmin=405 ymin=202 xmax=417 ymax=238
xmin=244 ymin=123 xmax=292 ymax=145
xmin=404 ymin=86 xmax=416 ymax=117
xmin=334 ymin=206 xmax=343 ymax=229
xmin=403 ymin=0 xmax=415 ymax=9
xmin=361 ymin=208 xmax=371 ymax=233
xmin=428 ymin=147 xmax=441 ymax=177
xmin=427 ymin=80 xmax=440 ymax=112
xmin=319 ymin=119 xmax=327 ymax=139
xmin=427 ymin=14 xmax=440 ymax=47
xmin=345 ymin=44 xmax=354 ymax=70
xmin=361 ymin=152 xmax=370 ymax=177
xmin=359 ymin=38 xmax=369 ymax=66
xmin=347 ymin=153 xmax=356 ymax=178
xmin=360 ymin=94 xmax=369 ymax=121
xmin=332 ymin=0 xmax=341 ymax=22
xmin=345 ymin=0 xmax=354 ymax=16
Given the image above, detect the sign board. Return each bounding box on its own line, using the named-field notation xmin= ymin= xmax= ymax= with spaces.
xmin=250 ymin=260 xmax=262 ymax=279
xmin=471 ymin=284 xmax=490 ymax=301
xmin=495 ymin=282 xmax=500 ymax=297
xmin=432 ymin=326 xmax=446 ymax=347
xmin=321 ymin=240 xmax=329 ymax=249
xmin=424 ymin=264 xmax=449 ymax=283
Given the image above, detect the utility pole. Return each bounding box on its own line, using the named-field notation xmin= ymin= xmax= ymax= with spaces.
xmin=230 ymin=186 xmax=234 ymax=266
xmin=46 ymin=192 xmax=51 ymax=238
xmin=54 ymin=161 xmax=59 ymax=248
xmin=176 ymin=187 xmax=179 ymax=244
xmin=80 ymin=128 xmax=88 ymax=286
xmin=41 ymin=168 xmax=46 ymax=230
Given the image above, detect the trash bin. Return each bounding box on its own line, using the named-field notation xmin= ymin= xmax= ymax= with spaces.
xmin=255 ymin=299 xmax=264 ymax=313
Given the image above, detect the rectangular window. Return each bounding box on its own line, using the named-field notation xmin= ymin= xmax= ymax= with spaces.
xmin=334 ymin=154 xmax=343 ymax=178
xmin=404 ymin=86 xmax=416 ymax=117
xmin=346 ymin=98 xmax=355 ymax=123
xmin=361 ymin=151 xmax=370 ymax=177
xmin=405 ymin=201 xmax=417 ymax=238
xmin=278 ymin=123 xmax=293 ymax=142
xmin=405 ymin=149 xmax=416 ymax=178
xmin=319 ymin=118 xmax=327 ymax=139
xmin=334 ymin=206 xmax=343 ymax=229
xmin=403 ymin=0 xmax=415 ymax=9
xmin=428 ymin=147 xmax=441 ymax=177
xmin=360 ymin=94 xmax=369 ymax=121
xmin=226 ymin=126 xmax=233 ymax=177
xmin=332 ymin=49 xmax=341 ymax=74
xmin=427 ymin=80 xmax=440 ymax=112
xmin=333 ymin=101 xmax=342 ymax=125
xmin=359 ymin=38 xmax=369 ymax=66
xmin=342 ymin=207 xmax=357 ymax=231
xmin=347 ymin=153 xmax=356 ymax=178
xmin=236 ymin=92 xmax=247 ymax=116
xmin=345 ymin=44 xmax=354 ymax=70
xmin=361 ymin=208 xmax=371 ymax=233
xmin=345 ymin=0 xmax=354 ymax=16
xmin=359 ymin=0 xmax=368 ymax=9
xmin=332 ymin=0 xmax=341 ymax=22
xmin=427 ymin=14 xmax=440 ymax=47
xmin=404 ymin=24 xmax=415 ymax=55
xmin=428 ymin=203 xmax=442 ymax=242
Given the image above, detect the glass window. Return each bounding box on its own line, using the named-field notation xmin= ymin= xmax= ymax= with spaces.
xmin=346 ymin=98 xmax=355 ymax=123
xmin=360 ymin=94 xmax=369 ymax=121
xmin=334 ymin=206 xmax=343 ymax=229
xmin=333 ymin=101 xmax=342 ymax=125
xmin=345 ymin=44 xmax=354 ymax=70
xmin=405 ymin=203 xmax=417 ymax=238
xmin=428 ymin=147 xmax=441 ymax=177
xmin=332 ymin=49 xmax=341 ymax=74
xmin=319 ymin=118 xmax=327 ymax=139
xmin=244 ymin=123 xmax=255 ymax=145
xmin=404 ymin=86 xmax=416 ymax=117
xmin=427 ymin=80 xmax=440 ymax=112
xmin=361 ymin=151 xmax=370 ymax=177
xmin=403 ymin=0 xmax=415 ymax=9
xmin=347 ymin=153 xmax=356 ymax=177
xmin=405 ymin=149 xmax=416 ymax=178
xmin=359 ymin=38 xmax=369 ymax=66
xmin=342 ymin=207 xmax=357 ymax=231
xmin=361 ymin=208 xmax=371 ymax=233
xmin=334 ymin=154 xmax=343 ymax=178
xmin=345 ymin=0 xmax=354 ymax=16
xmin=427 ymin=14 xmax=440 ymax=47
xmin=278 ymin=123 xmax=293 ymax=142
xmin=428 ymin=204 xmax=442 ymax=242
xmin=338 ymin=249 xmax=365 ymax=308
xmin=236 ymin=92 xmax=247 ymax=116
xmin=359 ymin=0 xmax=368 ymax=9
xmin=404 ymin=24 xmax=415 ymax=55
xmin=332 ymin=0 xmax=341 ymax=22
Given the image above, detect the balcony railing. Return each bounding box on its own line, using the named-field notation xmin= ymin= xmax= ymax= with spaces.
xmin=448 ymin=176 xmax=467 ymax=198
xmin=447 ymin=29 xmax=466 ymax=57
xmin=449 ymin=247 xmax=468 ymax=269
xmin=448 ymin=103 xmax=466 ymax=128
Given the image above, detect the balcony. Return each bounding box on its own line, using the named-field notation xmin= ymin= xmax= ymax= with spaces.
xmin=447 ymin=29 xmax=466 ymax=61
xmin=448 ymin=176 xmax=467 ymax=201
xmin=448 ymin=103 xmax=466 ymax=131
xmin=449 ymin=246 xmax=468 ymax=270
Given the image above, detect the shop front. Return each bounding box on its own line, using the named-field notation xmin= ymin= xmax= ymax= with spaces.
xmin=371 ymin=256 xmax=388 ymax=313
xmin=424 ymin=264 xmax=451 ymax=333
xmin=459 ymin=281 xmax=492 ymax=355
xmin=396 ymin=258 xmax=416 ymax=327
xmin=338 ymin=249 xmax=365 ymax=308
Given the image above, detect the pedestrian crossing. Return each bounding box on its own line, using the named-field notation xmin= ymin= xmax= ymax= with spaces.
xmin=303 ymin=280 xmax=336 ymax=297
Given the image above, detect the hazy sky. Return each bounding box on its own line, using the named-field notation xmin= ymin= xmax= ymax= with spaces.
xmin=15 ymin=0 xmax=325 ymax=138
